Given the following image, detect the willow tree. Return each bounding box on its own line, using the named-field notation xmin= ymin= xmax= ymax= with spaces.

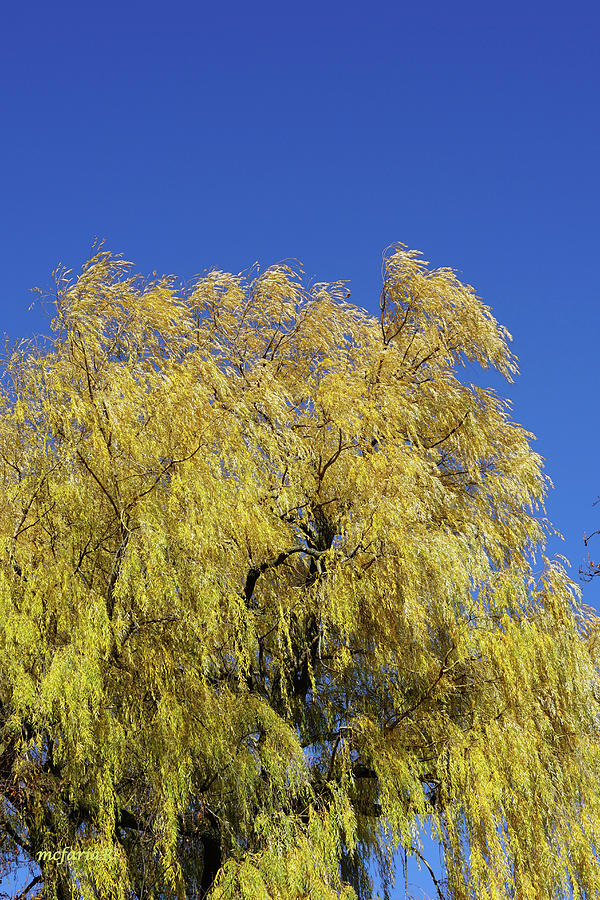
xmin=1 ymin=247 xmax=600 ymax=900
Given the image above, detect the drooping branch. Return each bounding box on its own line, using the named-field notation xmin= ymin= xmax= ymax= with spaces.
xmin=411 ymin=846 xmax=447 ymax=900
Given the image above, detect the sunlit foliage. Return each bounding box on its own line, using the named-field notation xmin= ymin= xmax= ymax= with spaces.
xmin=1 ymin=246 xmax=600 ymax=899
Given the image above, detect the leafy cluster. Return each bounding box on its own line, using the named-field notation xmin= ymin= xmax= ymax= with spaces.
xmin=1 ymin=247 xmax=599 ymax=899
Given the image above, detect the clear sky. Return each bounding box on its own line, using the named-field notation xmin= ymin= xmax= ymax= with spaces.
xmin=1 ymin=1 xmax=599 ymax=897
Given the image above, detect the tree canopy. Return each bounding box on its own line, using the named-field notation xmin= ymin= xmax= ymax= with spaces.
xmin=1 ymin=246 xmax=600 ymax=900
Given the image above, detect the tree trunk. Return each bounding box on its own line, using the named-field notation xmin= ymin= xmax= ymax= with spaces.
xmin=200 ymin=829 xmax=221 ymax=898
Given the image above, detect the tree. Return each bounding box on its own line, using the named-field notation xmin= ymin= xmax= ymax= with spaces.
xmin=1 ymin=245 xmax=600 ymax=900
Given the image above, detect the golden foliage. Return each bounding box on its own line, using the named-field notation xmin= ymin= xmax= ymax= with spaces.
xmin=0 ymin=246 xmax=599 ymax=899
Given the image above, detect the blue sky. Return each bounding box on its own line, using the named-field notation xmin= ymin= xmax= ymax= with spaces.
xmin=1 ymin=1 xmax=599 ymax=897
